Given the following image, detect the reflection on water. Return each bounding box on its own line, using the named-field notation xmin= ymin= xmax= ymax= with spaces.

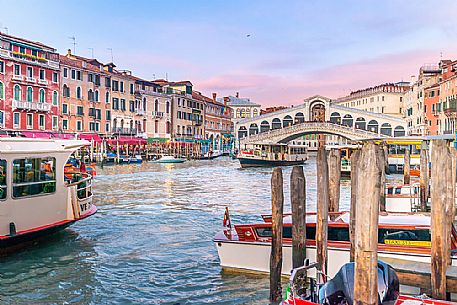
xmin=0 ymin=156 xmax=356 ymax=304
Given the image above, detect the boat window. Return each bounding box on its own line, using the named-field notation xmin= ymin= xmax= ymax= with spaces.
xmin=387 ymin=187 xmax=393 ymax=195
xmin=395 ymin=188 xmax=401 ymax=195
xmin=379 ymin=228 xmax=431 ymax=246
xmin=328 ymin=227 xmax=350 ymax=242
xmin=0 ymin=159 xmax=6 ymax=200
xmin=12 ymin=157 xmax=56 ymax=198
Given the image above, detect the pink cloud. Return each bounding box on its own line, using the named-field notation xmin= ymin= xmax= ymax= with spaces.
xmin=193 ymin=48 xmax=452 ymax=107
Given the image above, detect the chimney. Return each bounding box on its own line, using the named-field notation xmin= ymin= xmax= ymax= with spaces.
xmin=67 ymin=49 xmax=72 ymax=56
xmin=212 ymin=93 xmax=217 ymax=102
xmin=236 ymin=92 xmax=239 ymax=98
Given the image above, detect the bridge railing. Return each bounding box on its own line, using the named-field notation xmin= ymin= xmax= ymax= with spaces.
xmin=331 ymin=104 xmax=405 ymax=123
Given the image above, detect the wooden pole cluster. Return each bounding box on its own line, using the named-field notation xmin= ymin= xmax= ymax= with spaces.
xmin=349 ymin=150 xmax=360 ymax=262
xmin=291 ymin=166 xmax=307 ymax=269
xmin=430 ymin=140 xmax=455 ymax=299
xmin=270 ymin=167 xmax=284 ymax=303
xmin=419 ymin=148 xmax=429 ymax=212
xmin=327 ymin=149 xmax=341 ymax=214
xmin=404 ymin=148 xmax=411 ymax=184
xmin=316 ymin=147 xmax=329 ymax=274
xmin=353 ymin=142 xmax=382 ymax=305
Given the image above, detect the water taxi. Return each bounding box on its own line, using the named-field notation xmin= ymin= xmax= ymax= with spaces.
xmin=0 ymin=138 xmax=96 ymax=252
xmin=325 ymin=144 xmax=360 ymax=178
xmin=214 ymin=210 xmax=457 ymax=278
xmin=237 ymin=143 xmax=308 ymax=168
xmin=155 ymin=155 xmax=186 ymax=164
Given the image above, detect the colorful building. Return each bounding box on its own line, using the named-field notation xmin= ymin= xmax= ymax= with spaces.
xmin=0 ymin=32 xmax=60 ymax=132
xmin=59 ymin=50 xmax=110 ymax=135
xmin=221 ymin=93 xmax=261 ymax=119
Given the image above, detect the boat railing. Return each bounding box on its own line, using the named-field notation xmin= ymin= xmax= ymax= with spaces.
xmin=288 ymin=259 xmax=323 ymax=303
xmin=66 ymin=173 xmax=93 ymax=219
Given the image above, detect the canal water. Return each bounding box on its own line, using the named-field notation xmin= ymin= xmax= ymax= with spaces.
xmin=0 ymin=155 xmax=354 ymax=305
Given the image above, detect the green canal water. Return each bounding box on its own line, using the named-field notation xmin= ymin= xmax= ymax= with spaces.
xmin=0 ymin=156 xmax=356 ymax=304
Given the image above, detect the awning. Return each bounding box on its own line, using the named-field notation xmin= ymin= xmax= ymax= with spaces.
xmin=118 ymin=136 xmax=147 ymax=145
xmin=22 ymin=131 xmax=53 ymax=139
xmin=147 ymin=137 xmax=169 ymax=143
xmin=79 ymin=133 xmax=102 ymax=143
xmin=52 ymin=133 xmax=76 ymax=140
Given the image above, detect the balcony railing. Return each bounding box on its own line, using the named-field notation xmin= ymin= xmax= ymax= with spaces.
xmin=151 ymin=111 xmax=164 ymax=119
xmin=13 ymin=100 xmax=52 ymax=112
xmin=0 ymin=49 xmax=59 ymax=69
xmin=38 ymin=79 xmax=48 ymax=85
xmin=25 ymin=76 xmax=36 ymax=83
xmin=444 ymin=100 xmax=457 ymax=116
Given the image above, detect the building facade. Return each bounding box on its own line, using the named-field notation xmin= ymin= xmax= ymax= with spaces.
xmin=221 ymin=93 xmax=261 ymax=119
xmin=0 ymin=33 xmax=60 ymax=132
xmin=59 ymin=50 xmax=110 ymax=135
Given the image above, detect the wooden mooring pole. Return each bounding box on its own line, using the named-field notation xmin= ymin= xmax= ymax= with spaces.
xmin=430 ymin=140 xmax=453 ymax=300
xmin=270 ymin=167 xmax=284 ymax=303
xmin=316 ymin=147 xmax=329 ymax=274
xmin=419 ymin=147 xmax=429 ymax=212
xmin=328 ymin=149 xmax=341 ymax=213
xmin=404 ymin=148 xmax=410 ymax=184
xmin=377 ymin=145 xmax=386 ymax=212
xmin=291 ymin=166 xmax=306 ymax=269
xmin=349 ymin=150 xmax=360 ymax=262
xmin=353 ymin=142 xmax=382 ymax=305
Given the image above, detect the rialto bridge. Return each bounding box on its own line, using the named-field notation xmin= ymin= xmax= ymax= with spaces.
xmin=235 ymin=95 xmax=407 ymax=145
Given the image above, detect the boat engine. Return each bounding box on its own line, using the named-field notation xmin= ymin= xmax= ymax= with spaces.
xmin=318 ymin=261 xmax=400 ymax=305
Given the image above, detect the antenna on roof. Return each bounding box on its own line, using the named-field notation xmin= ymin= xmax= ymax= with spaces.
xmin=68 ymin=36 xmax=76 ymax=54
xmin=107 ymin=48 xmax=113 ymax=63
xmin=166 ymin=73 xmax=168 ymax=81
xmin=88 ymin=47 xmax=94 ymax=58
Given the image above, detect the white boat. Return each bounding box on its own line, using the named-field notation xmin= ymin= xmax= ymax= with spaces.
xmin=155 ymin=155 xmax=186 ymax=164
xmin=214 ymin=210 xmax=457 ymax=278
xmin=0 ymin=138 xmax=97 ymax=252
xmin=237 ymin=143 xmax=308 ymax=168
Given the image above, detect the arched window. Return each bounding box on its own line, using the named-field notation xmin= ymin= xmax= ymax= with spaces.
xmin=27 ymin=87 xmax=33 ymax=102
xmin=155 ymin=99 xmax=159 ymax=112
xmin=253 ymin=108 xmax=258 ymax=116
xmin=53 ymin=91 xmax=58 ymax=105
xmin=63 ymin=84 xmax=70 ymax=97
xmin=88 ymin=89 xmax=93 ymax=101
xmin=166 ymin=121 xmax=171 ymax=133
xmin=143 ymin=97 xmax=147 ymax=111
xmin=166 ymin=101 xmax=170 ymax=113
xmin=76 ymin=87 xmax=82 ymax=99
xmin=0 ymin=82 xmax=3 ymax=99
xmin=95 ymin=90 xmax=99 ymax=102
xmin=105 ymin=91 xmax=109 ymax=103
xmin=39 ymin=89 xmax=45 ymax=103
xmin=14 ymin=85 xmax=21 ymax=100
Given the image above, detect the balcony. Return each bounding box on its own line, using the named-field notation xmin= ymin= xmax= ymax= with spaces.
xmin=38 ymin=79 xmax=48 ymax=86
xmin=13 ymin=100 xmax=51 ymax=112
xmin=111 ymin=127 xmax=139 ymax=135
xmin=12 ymin=74 xmax=23 ymax=81
xmin=0 ymin=49 xmax=59 ymax=69
xmin=25 ymin=76 xmax=36 ymax=83
xmin=444 ymin=100 xmax=457 ymax=117
xmin=151 ymin=111 xmax=164 ymax=119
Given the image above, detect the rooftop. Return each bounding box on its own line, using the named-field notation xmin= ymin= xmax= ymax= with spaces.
xmin=218 ymin=95 xmax=261 ymax=107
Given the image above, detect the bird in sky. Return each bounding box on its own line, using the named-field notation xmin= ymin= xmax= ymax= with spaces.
xmin=246 ymin=34 xmax=251 ymax=38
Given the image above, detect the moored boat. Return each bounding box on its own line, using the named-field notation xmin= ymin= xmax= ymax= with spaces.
xmin=155 ymin=155 xmax=186 ymax=164
xmin=237 ymin=143 xmax=308 ymax=168
xmin=0 ymin=138 xmax=97 ymax=252
xmin=214 ymin=210 xmax=457 ymax=279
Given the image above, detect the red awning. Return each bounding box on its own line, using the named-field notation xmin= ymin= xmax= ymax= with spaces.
xmin=79 ymin=133 xmax=102 ymax=143
xmin=117 ymin=136 xmax=147 ymax=145
xmin=22 ymin=132 xmax=53 ymax=139
xmin=52 ymin=133 xmax=76 ymax=140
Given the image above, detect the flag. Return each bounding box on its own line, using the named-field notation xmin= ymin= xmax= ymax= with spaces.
xmin=223 ymin=207 xmax=231 ymax=229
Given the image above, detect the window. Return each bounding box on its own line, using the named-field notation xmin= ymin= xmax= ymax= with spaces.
xmin=39 ymin=114 xmax=45 ymax=128
xmin=88 ymin=73 xmax=93 ymax=82
xmin=88 ymin=89 xmax=94 ymax=101
xmin=39 ymin=69 xmax=45 ymax=80
xmin=166 ymin=101 xmax=170 ymax=113
xmin=13 ymin=112 xmax=20 ymax=128
xmin=27 ymin=67 xmax=33 ymax=78
xmin=105 ymin=92 xmax=109 ymax=103
xmin=0 ymin=159 xmax=6 ymax=199
xmin=62 ymin=103 xmax=68 ymax=114
xmin=89 ymin=122 xmax=95 ymax=131
xmin=95 ymin=90 xmax=99 ymax=102
xmin=14 ymin=64 xmax=20 ymax=76
xmin=105 ymin=77 xmax=111 ymax=88
xmin=0 ymin=111 xmax=3 ymax=127
xmin=26 ymin=113 xmax=33 ymax=129
xmin=112 ymin=80 xmax=119 ymax=91
xmin=76 ymin=70 xmax=82 ymax=81
xmin=71 ymin=69 xmax=76 ymax=79
xmin=12 ymin=158 xmax=56 ymax=198
xmin=0 ymin=82 xmax=3 ymax=99
xmin=0 ymin=61 xmax=4 ymax=73
xmin=77 ymin=106 xmax=84 ymax=115
xmin=52 ymin=72 xmax=58 ymax=83
xmin=120 ymin=99 xmax=126 ymax=111
xmin=106 ymin=110 xmax=111 ymax=120
xmin=105 ymin=123 xmax=110 ymax=132
xmin=62 ymin=119 xmax=68 ymax=130
xmin=14 ymin=85 xmax=21 ymax=100
xmin=52 ymin=116 xmax=58 ymax=130
xmin=76 ymin=87 xmax=82 ymax=99
xmin=63 ymin=68 xmax=68 ymax=78
xmin=52 ymin=91 xmax=58 ymax=105
xmin=27 ymin=87 xmax=33 ymax=102
xmin=129 ymin=100 xmax=135 ymax=112
xmin=120 ymin=81 xmax=124 ymax=92
xmin=39 ymin=89 xmax=45 ymax=103
xmin=76 ymin=121 xmax=82 ymax=131
xmin=112 ymin=98 xmax=119 ymax=110
xmin=19 ymin=46 xmax=25 ymax=54
xmin=130 ymin=83 xmax=134 ymax=94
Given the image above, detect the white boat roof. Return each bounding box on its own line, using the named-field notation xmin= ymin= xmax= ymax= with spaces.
xmin=282 ymin=212 xmax=431 ymax=227
xmin=0 ymin=138 xmax=89 ymax=154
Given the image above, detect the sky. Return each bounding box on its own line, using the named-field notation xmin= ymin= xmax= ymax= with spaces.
xmin=1 ymin=0 xmax=457 ymax=107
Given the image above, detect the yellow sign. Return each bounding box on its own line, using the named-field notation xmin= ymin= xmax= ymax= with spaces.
xmin=384 ymin=239 xmax=431 ymax=247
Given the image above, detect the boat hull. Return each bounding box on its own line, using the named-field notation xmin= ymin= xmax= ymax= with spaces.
xmin=238 ymin=158 xmax=306 ymax=168
xmin=155 ymin=160 xmax=185 ymax=164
